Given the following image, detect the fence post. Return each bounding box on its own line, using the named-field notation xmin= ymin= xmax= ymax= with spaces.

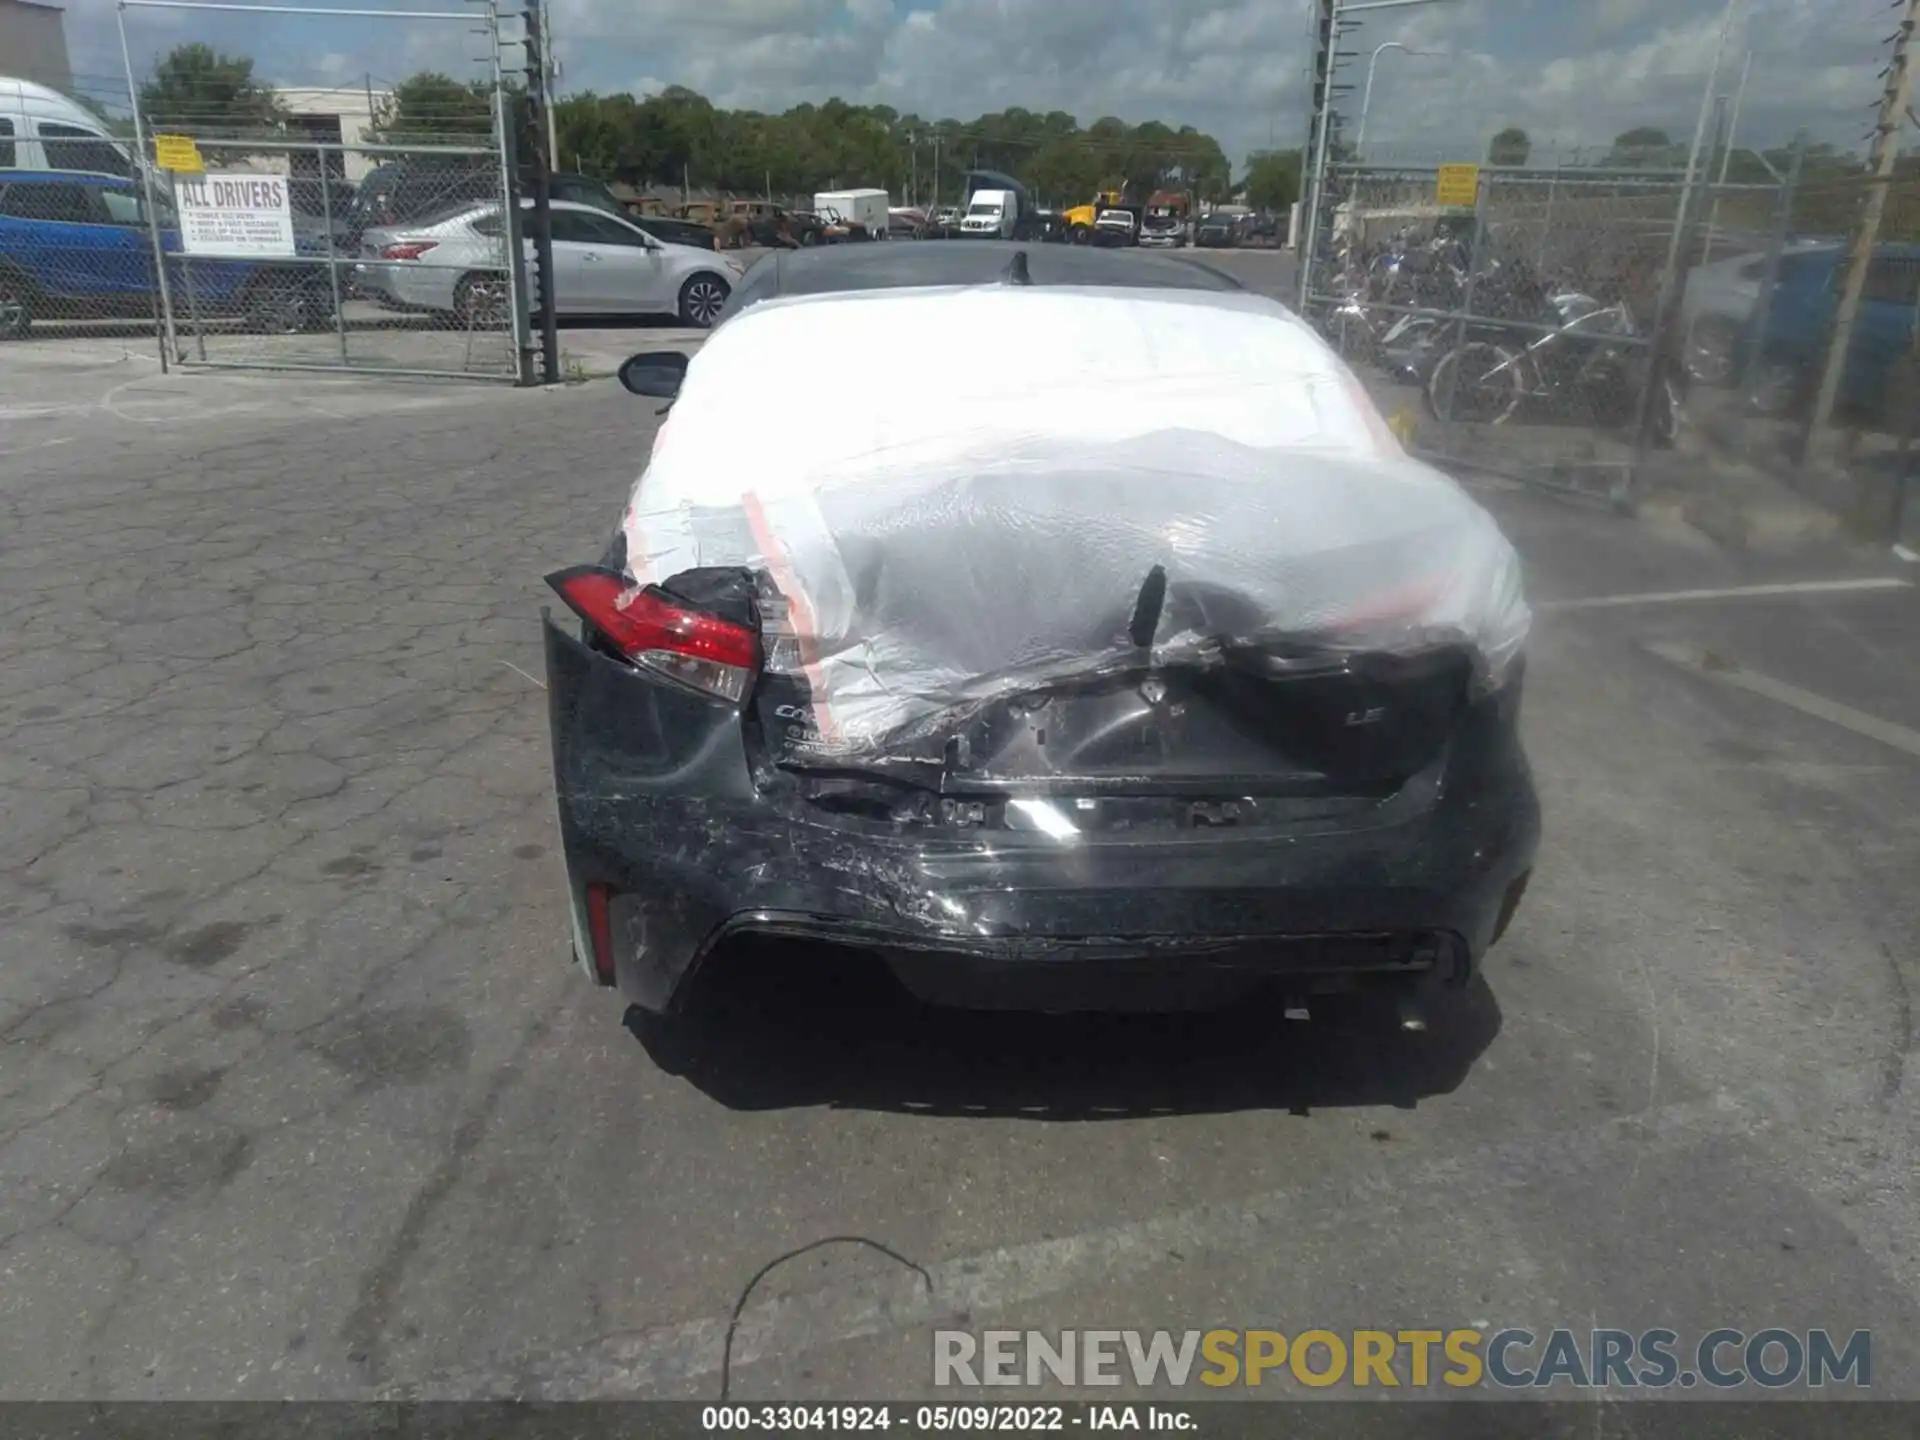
xmin=1430 ymin=170 xmax=1492 ymax=465
xmin=1808 ymin=0 xmax=1919 ymax=459
xmin=1623 ymin=81 xmax=1724 ymax=509
xmin=1741 ymin=133 xmax=1805 ymax=409
xmin=1539 ymin=166 xmax=1555 ymax=272
xmin=117 ymin=5 xmax=178 ymax=370
xmin=522 ymin=0 xmax=561 ymax=385
xmin=181 ymin=245 xmax=208 ymax=363
xmin=493 ymin=85 xmax=535 ymax=386
xmin=1298 ymin=0 xmax=1343 ymax=316
xmin=316 ymin=143 xmax=349 ymax=365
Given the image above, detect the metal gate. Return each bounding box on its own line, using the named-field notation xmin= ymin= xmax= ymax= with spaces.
xmin=1309 ymin=159 xmax=1781 ymax=506
xmin=115 ymin=0 xmax=531 ymax=382
xmin=1296 ymin=0 xmax=1784 ymax=508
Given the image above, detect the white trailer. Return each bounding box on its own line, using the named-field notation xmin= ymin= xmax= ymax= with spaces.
xmin=813 ymin=188 xmax=891 ymax=240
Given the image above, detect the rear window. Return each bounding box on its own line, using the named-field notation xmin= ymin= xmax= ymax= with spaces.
xmin=409 ymin=200 xmax=490 ymax=230
xmin=0 ymin=180 xmax=94 ymax=223
xmin=0 ymin=118 xmax=14 ymax=169
xmin=1864 ymin=258 xmax=1920 ymax=307
xmin=39 ymin=123 xmax=130 ymax=177
xmin=99 ymin=188 xmax=144 ymax=226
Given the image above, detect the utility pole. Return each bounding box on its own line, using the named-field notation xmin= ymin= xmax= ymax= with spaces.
xmin=1809 ymin=0 xmax=1919 ymax=453
xmin=538 ymin=1 xmax=559 ymax=173
xmin=521 ymin=0 xmax=559 ymax=383
xmin=1298 ymin=0 xmax=1348 ymax=307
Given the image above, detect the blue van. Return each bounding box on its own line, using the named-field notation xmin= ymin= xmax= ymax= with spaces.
xmin=1748 ymin=243 xmax=1920 ymax=424
xmin=0 ymin=170 xmax=334 ymax=338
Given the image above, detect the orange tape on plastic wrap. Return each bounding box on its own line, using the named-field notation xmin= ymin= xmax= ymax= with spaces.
xmin=741 ymin=490 xmax=843 ymax=748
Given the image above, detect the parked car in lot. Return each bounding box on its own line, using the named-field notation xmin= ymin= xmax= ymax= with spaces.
xmin=709 ymin=200 xmax=784 ymax=249
xmin=1679 ymin=238 xmax=1839 ymax=384
xmin=1195 ymin=211 xmax=1245 ymax=248
xmin=1092 ymin=207 xmax=1139 ymax=246
xmin=541 ymin=241 xmax=1539 ymax=1027
xmin=812 ymin=205 xmax=877 ymax=243
xmin=343 ymin=158 xmax=498 ymax=247
xmin=726 ymin=203 xmax=823 ymax=249
xmin=1744 ymin=243 xmax=1920 ymax=425
xmin=1 ymin=76 xmax=137 ymax=178
xmin=547 ymin=171 xmax=625 ymax=215
xmin=354 ymin=197 xmax=741 ymax=327
xmin=0 ymin=170 xmax=335 ymax=338
xmin=626 ymin=213 xmax=718 ymax=251
xmin=286 ymin=173 xmax=358 ymax=226
xmin=1139 ymin=191 xmax=1191 ymax=248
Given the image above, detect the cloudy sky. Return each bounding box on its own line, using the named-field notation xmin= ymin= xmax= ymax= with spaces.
xmin=63 ymin=0 xmax=1900 ymax=167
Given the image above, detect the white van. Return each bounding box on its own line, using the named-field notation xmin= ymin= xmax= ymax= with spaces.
xmin=0 ymin=77 xmax=136 ymax=178
xmin=959 ymin=189 xmax=1014 ymax=240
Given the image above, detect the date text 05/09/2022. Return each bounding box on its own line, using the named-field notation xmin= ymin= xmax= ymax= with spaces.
xmin=701 ymin=1404 xmax=1194 ymax=1432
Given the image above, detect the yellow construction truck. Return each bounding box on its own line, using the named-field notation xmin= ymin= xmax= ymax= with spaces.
xmin=1059 ymin=187 xmax=1128 ymax=245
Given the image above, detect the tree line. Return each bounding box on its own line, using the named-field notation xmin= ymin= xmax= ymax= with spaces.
xmin=548 ymin=88 xmax=1249 ymax=209
xmin=134 ymin=45 xmax=1885 ymax=227
xmin=130 ymin=44 xmax=1271 ymax=209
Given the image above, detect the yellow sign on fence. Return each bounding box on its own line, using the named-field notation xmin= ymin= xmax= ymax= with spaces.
xmin=153 ymin=134 xmax=205 ymax=173
xmin=1436 ymin=163 xmax=1479 ymax=208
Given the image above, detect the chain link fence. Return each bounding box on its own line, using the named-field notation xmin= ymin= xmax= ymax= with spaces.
xmin=1737 ymin=167 xmax=1920 ymax=427
xmin=99 ymin=0 xmax=531 ymax=382
xmin=1304 ymin=155 xmax=1781 ymax=505
xmin=139 ymin=133 xmax=524 ymax=380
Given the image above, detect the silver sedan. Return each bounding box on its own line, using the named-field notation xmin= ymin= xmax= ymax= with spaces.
xmin=355 ymin=199 xmax=742 ymax=327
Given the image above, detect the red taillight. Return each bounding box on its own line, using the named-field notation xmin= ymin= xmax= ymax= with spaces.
xmin=547 ymin=567 xmax=756 ymax=702
xmin=379 ymin=240 xmax=438 ymax=260
xmin=584 ymin=882 xmax=616 ymax=986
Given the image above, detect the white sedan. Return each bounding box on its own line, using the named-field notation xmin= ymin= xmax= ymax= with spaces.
xmin=355 ymin=199 xmax=742 ymax=328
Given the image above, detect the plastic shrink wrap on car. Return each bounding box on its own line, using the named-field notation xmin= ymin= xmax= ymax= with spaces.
xmin=620 ymin=285 xmax=1530 ymax=755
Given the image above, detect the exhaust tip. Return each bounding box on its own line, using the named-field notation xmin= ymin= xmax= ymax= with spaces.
xmin=1395 ymin=991 xmax=1429 ymax=1032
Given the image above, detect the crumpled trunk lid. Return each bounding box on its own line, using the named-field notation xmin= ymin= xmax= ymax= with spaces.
xmin=753 ymin=617 xmax=1473 ymax=800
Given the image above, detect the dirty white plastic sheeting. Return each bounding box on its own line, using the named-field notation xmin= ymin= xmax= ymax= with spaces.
xmin=620 ymin=284 xmax=1530 ymax=751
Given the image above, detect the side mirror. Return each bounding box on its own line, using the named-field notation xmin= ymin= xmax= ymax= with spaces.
xmin=618 ymin=350 xmax=688 ymax=399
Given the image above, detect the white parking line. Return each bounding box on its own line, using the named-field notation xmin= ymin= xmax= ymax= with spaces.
xmin=1544 ymin=578 xmax=1912 ymax=612
xmin=1644 ymin=641 xmax=1920 ymax=760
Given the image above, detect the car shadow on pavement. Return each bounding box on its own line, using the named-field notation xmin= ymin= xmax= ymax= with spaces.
xmin=623 ymin=941 xmax=1502 ymax=1118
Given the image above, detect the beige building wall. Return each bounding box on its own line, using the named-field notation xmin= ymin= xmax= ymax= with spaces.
xmin=274 ymin=85 xmax=391 ymax=183
xmin=0 ymin=0 xmax=73 ymax=94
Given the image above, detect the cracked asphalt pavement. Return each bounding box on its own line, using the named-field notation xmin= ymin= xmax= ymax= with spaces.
xmin=5 ymin=256 xmax=1920 ymax=1403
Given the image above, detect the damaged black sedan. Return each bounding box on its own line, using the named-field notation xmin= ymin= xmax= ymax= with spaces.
xmin=543 ymin=242 xmax=1539 ymax=1026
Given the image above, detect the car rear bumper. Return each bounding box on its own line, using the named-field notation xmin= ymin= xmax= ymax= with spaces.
xmin=353 ymin=260 xmax=458 ymax=312
xmin=544 ymin=616 xmax=1539 ymax=1013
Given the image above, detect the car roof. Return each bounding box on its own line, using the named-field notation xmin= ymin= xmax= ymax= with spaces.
xmin=718 ymin=239 xmax=1243 ymax=324
xmin=1 ymin=170 xmax=133 ymax=186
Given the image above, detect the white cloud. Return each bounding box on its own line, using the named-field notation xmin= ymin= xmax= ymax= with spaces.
xmin=57 ymin=0 xmax=1896 ymax=168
